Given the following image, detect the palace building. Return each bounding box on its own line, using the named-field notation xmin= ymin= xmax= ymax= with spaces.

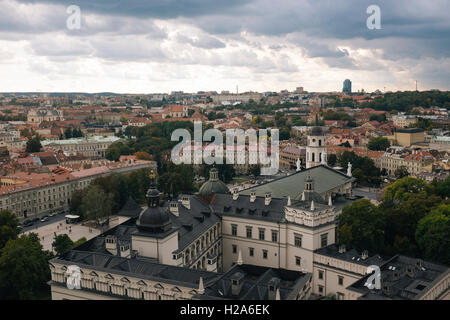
xmin=49 ymin=166 xmax=449 ymax=300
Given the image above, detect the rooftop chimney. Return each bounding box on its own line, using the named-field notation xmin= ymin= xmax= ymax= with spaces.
xmin=181 ymin=195 xmax=190 ymax=209
xmin=250 ymin=191 xmax=256 ymax=203
xmin=231 ymin=272 xmax=245 ymax=296
xmin=339 ymin=244 xmax=346 ymax=253
xmin=233 ymin=188 xmax=239 ymax=201
xmin=169 ymin=201 xmax=179 ymax=216
xmin=361 ymin=250 xmax=369 ymax=260
xmin=264 ymin=192 xmax=272 ymax=206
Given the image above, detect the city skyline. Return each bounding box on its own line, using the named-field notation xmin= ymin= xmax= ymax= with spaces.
xmin=0 ymin=0 xmax=449 ymax=93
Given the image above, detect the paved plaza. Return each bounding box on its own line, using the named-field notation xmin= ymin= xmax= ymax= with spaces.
xmin=24 ymin=220 xmax=101 ymax=252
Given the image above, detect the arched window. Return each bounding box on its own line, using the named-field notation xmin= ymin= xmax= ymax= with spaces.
xmin=312 ymin=153 xmax=315 ymax=162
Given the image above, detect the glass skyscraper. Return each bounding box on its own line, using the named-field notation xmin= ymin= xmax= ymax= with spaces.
xmin=343 ymin=79 xmax=352 ymax=93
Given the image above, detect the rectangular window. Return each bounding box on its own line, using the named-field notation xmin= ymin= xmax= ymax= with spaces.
xmin=271 ymin=230 xmax=278 ymax=243
xmin=295 ymin=256 xmax=301 ymax=266
xmin=246 ymin=226 xmax=253 ymax=239
xmin=294 ymin=234 xmax=302 ymax=247
xmin=262 ymin=250 xmax=268 ymax=259
xmin=321 ymin=233 xmax=328 ymax=248
xmin=318 ymin=285 xmax=324 ymax=295
xmin=338 ymin=276 xmax=344 ymax=286
xmin=259 ymin=228 xmax=265 ymax=240
xmin=318 ymin=270 xmax=324 ymax=280
xmin=231 ymin=224 xmax=237 ymax=236
xmin=232 ymin=245 xmax=237 ymax=254
xmin=249 ymin=247 xmax=254 ymax=257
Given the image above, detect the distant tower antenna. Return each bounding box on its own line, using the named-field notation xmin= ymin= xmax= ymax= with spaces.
xmin=236 ymin=85 xmax=238 ymax=94
xmin=415 ymin=80 xmax=418 ymax=92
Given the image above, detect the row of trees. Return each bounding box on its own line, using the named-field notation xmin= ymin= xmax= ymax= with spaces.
xmin=337 ymin=177 xmax=450 ymax=265
xmin=70 ymin=168 xmax=152 ymax=224
xmin=361 ymin=91 xmax=450 ymax=112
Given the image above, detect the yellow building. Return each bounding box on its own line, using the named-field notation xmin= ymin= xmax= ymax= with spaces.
xmin=393 ymin=128 xmax=425 ymax=147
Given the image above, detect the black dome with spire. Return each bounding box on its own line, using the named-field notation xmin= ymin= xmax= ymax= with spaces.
xmin=136 ymin=170 xmax=172 ymax=234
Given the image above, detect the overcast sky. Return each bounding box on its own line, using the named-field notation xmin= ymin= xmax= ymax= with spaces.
xmin=1 ymin=0 xmax=449 ymax=93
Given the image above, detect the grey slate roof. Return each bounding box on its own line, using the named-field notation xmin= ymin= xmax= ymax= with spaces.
xmin=75 ymin=195 xmax=219 ymax=255
xmin=240 ymin=165 xmax=355 ymax=200
xmin=118 ymin=196 xmax=142 ymax=218
xmin=314 ymin=244 xmax=388 ymax=268
xmin=198 ymin=264 xmax=311 ymax=300
xmin=347 ymin=255 xmax=450 ymax=300
xmin=211 ymin=193 xmax=287 ymax=223
xmin=51 ymin=250 xmax=221 ymax=289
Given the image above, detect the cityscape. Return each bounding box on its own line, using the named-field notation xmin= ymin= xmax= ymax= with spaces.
xmin=0 ymin=0 xmax=448 ymax=309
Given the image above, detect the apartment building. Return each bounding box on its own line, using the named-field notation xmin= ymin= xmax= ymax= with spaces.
xmin=41 ymin=136 xmax=122 ymax=159
xmin=0 ymin=160 xmax=156 ymax=219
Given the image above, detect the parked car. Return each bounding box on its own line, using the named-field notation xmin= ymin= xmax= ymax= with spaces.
xmin=49 ymin=212 xmax=57 ymax=217
xmin=40 ymin=216 xmax=49 ymax=222
xmin=31 ymin=217 xmax=39 ymax=223
xmin=23 ymin=220 xmax=33 ymax=227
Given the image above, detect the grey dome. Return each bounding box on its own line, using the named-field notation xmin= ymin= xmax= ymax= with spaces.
xmin=136 ymin=206 xmax=171 ymax=233
xmin=311 ymin=126 xmax=324 ymax=136
xmin=136 ymin=181 xmax=172 ymax=233
xmin=199 ymin=168 xmax=230 ymax=196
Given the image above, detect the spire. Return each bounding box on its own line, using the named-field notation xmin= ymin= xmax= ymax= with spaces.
xmin=198 ymin=277 xmax=205 ymax=294
xmin=287 ymin=196 xmax=291 ymax=206
xmin=310 ymin=200 xmax=315 ymax=211
xmin=237 ymin=249 xmax=243 ymax=265
xmin=315 ymin=113 xmax=319 ymax=126
xmin=328 ymin=194 xmax=333 ymax=206
xmin=275 ymin=288 xmax=281 ymax=300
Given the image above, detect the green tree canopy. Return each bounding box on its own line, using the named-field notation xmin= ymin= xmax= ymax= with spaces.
xmin=25 ymin=135 xmax=42 ymax=153
xmin=0 ymin=233 xmax=51 ymax=299
xmin=52 ymin=234 xmax=74 ymax=256
xmin=338 ymin=199 xmax=385 ymax=253
xmin=367 ymin=136 xmax=390 ymax=151
xmin=0 ymin=210 xmax=20 ymax=250
xmin=415 ymin=204 xmax=450 ymax=265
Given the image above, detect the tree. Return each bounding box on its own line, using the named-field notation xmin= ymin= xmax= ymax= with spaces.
xmin=0 ymin=210 xmax=20 ymax=250
xmin=394 ymin=166 xmax=409 ymax=179
xmin=327 ymin=154 xmax=337 ymax=167
xmin=415 ymin=204 xmax=450 ymax=265
xmin=64 ymin=127 xmax=73 ymax=139
xmin=0 ymin=234 xmax=51 ymax=299
xmin=52 ymin=234 xmax=74 ymax=256
xmin=25 ymin=135 xmax=42 ymax=153
xmin=80 ymin=185 xmax=114 ymax=226
xmin=383 ymin=177 xmax=426 ymax=202
xmin=337 ymin=199 xmax=385 ymax=253
xmin=135 ymin=151 xmax=152 ymax=160
xmin=367 ymin=136 xmax=390 ymax=151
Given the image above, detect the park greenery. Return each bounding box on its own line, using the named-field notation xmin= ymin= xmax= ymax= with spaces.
xmin=337 ymin=177 xmax=450 ymax=266
xmin=360 ymin=91 xmax=450 ymax=112
xmin=70 ymin=168 xmax=152 ymax=221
